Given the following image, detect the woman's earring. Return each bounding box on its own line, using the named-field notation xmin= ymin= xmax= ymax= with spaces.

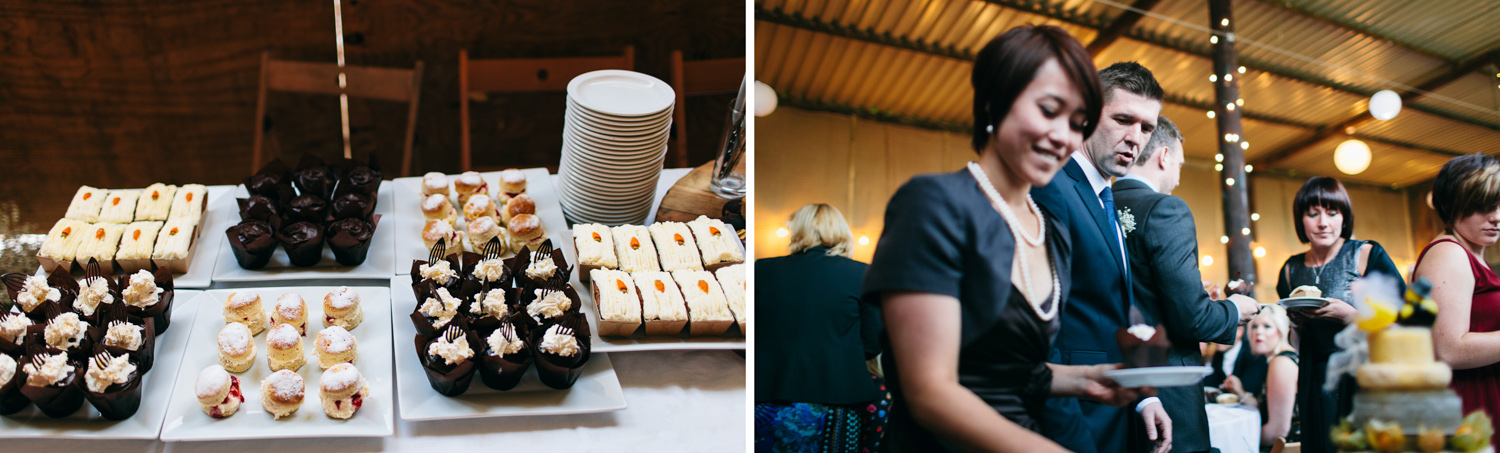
xmin=985 ymin=124 xmax=994 ymax=133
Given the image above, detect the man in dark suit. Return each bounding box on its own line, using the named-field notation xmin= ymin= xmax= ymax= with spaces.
xmin=1034 ymin=61 xmax=1162 ymax=453
xmin=1113 ymin=115 xmax=1261 ymax=453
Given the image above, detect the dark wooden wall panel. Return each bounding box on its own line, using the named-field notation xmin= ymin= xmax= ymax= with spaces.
xmin=0 ymin=0 xmax=745 ymax=229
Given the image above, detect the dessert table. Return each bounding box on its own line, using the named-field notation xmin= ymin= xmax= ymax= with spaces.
xmin=1206 ymin=403 xmax=1261 ymax=453
xmin=2 ymin=167 xmax=747 ymax=450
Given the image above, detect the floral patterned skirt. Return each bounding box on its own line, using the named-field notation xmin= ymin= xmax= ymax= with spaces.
xmin=755 ymin=374 xmax=891 ymax=453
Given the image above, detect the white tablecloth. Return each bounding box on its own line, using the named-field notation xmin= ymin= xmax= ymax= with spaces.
xmin=3 ymin=168 xmax=746 ymax=451
xmin=1206 ymin=403 xmax=1261 ymax=453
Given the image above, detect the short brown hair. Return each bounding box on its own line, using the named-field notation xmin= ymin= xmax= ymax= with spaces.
xmin=970 ymin=25 xmax=1102 ymax=153
xmin=1432 ymin=154 xmax=1500 ymax=230
xmin=1292 ymin=176 xmax=1355 ymax=243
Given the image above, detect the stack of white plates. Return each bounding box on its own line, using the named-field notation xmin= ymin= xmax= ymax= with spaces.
xmin=556 ymin=70 xmax=676 ymax=225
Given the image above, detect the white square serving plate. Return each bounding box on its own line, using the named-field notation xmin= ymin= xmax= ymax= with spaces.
xmin=391 ymin=168 xmax=569 ymax=274
xmin=158 ymin=287 xmax=394 ymax=441
xmin=388 ymin=277 xmax=626 ymax=421
xmin=0 ymin=290 xmax=202 ymax=439
xmin=210 ymin=182 xmax=396 ymax=281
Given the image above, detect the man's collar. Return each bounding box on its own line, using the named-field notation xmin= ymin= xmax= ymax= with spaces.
xmin=1071 ymin=151 xmax=1111 ymax=196
xmin=1119 ymin=173 xmax=1160 ymax=193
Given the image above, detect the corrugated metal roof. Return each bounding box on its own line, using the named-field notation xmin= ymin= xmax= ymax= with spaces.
xmin=756 ymin=0 xmax=1500 ymax=186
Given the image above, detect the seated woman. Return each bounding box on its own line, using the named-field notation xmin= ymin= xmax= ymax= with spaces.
xmin=1220 ymin=304 xmax=1299 ymax=446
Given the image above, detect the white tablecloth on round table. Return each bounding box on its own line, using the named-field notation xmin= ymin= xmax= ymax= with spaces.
xmin=1206 ymin=403 xmax=1261 ymax=453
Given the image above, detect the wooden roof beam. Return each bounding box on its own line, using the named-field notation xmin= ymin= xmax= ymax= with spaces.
xmin=1086 ymin=0 xmax=1162 ymax=56
xmin=1249 ymin=0 xmax=1459 ymax=65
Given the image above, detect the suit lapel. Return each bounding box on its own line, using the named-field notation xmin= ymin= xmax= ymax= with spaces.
xmin=1065 ymin=160 xmax=1125 ymax=273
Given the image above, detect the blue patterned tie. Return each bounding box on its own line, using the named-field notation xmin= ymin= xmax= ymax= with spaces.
xmin=1100 ymin=186 xmax=1126 ymax=271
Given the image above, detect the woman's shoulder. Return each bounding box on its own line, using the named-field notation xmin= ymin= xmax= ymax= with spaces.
xmin=1271 ymin=350 xmax=1300 ymax=367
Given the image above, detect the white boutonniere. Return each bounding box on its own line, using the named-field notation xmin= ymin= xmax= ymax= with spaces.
xmin=1118 ymin=208 xmax=1136 ymax=238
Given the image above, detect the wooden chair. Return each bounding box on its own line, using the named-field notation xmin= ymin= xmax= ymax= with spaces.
xmin=1270 ymin=437 xmax=1300 ymax=453
xmin=668 ymin=51 xmax=745 ymax=168
xmin=252 ymin=51 xmax=424 ymax=175
xmin=459 ymin=46 xmax=635 ymax=172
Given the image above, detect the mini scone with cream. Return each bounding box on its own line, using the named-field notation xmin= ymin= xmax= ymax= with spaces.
xmin=500 ymin=193 xmax=535 ymax=225
xmin=421 ymin=219 xmax=464 ymax=258
xmin=507 ymin=214 xmax=547 ymax=251
xmin=260 ymin=369 xmax=305 ymax=419
xmin=323 ymin=286 xmax=364 ymax=329
xmin=320 ymin=363 xmax=370 ymax=419
xmin=611 ymin=225 xmax=660 ymax=272
xmin=315 ymin=325 xmax=358 ymax=369
xmin=649 ymin=222 xmax=703 ymax=272
xmin=97 ymin=190 xmax=141 ymax=224
xmin=420 ymin=172 xmax=450 ymax=196
xmin=421 ymin=194 xmax=459 ymax=226
xmin=672 ymin=270 xmax=734 ymax=336
xmin=133 ymin=183 xmax=177 ymax=221
xmin=65 ymin=186 xmax=109 ymax=222
xmin=495 ymin=168 xmax=528 ymax=204
xmin=266 ymin=323 xmax=306 ymax=372
xmin=195 ymin=364 xmax=243 ymax=418
xmin=222 ymin=292 xmax=268 ymax=335
xmin=217 ymin=322 xmax=256 ymax=373
xmin=452 ymin=171 xmax=489 ymax=207
xmin=462 ymin=194 xmax=499 ymax=224
xmin=0 ymin=313 xmax=33 ymax=345
xmin=271 ymin=293 xmax=308 ymax=335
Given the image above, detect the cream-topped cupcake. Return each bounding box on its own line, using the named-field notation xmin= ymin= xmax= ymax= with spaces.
xmin=524 ymin=253 xmax=559 ymax=281
xmin=115 ymin=221 xmax=163 ymax=264
xmin=633 ymin=271 xmax=689 ymax=336
xmin=45 ymin=312 xmax=90 ymax=351
xmin=673 ymin=270 xmax=734 ymax=336
xmin=688 ymin=215 xmax=743 ymax=267
xmin=122 ymin=269 xmax=163 ymax=309
xmin=418 ymin=260 xmax=459 ymax=286
xmin=573 ymin=224 xmax=619 ymax=270
xmin=75 ymin=276 xmax=115 ymax=316
xmin=469 ymin=288 xmax=509 ymax=319
xmin=169 ymin=184 xmax=207 ymax=221
xmin=487 ymin=325 xmax=525 ymax=357
xmin=419 ymin=287 xmax=463 ymax=330
xmin=538 ymin=324 xmax=581 ymax=357
xmin=611 ymin=225 xmax=660 ymax=272
xmin=65 ymin=186 xmax=109 ymax=222
xmin=85 ymin=353 xmax=136 ymax=394
xmin=152 ymin=218 xmax=195 ymax=261
xmin=590 ymin=269 xmax=641 ymax=337
xmin=716 ymin=264 xmax=747 ymax=334
xmin=649 ymin=222 xmax=703 ymax=272
xmin=134 ymin=183 xmax=177 ymax=221
xmin=25 ymin=352 xmax=74 ymax=387
xmin=0 ymin=313 xmax=32 ymax=345
xmin=260 ymin=369 xmax=305 ymax=419
xmin=427 ymin=330 xmax=473 ymax=365
xmin=14 ymin=275 xmax=61 ymax=314
xmin=97 ymin=190 xmax=141 ymax=224
xmin=472 ymin=256 xmax=507 ymax=284
xmin=0 ymin=354 xmax=16 ymax=388
xmin=103 ymin=320 xmax=144 ymax=351
xmin=223 ymin=292 xmax=268 ymax=335
xmin=527 ymin=288 xmax=572 ymax=321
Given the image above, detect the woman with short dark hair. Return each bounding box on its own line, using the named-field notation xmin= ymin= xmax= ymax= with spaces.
xmin=1273 ymin=176 xmax=1404 ymax=452
xmin=863 ymin=25 xmax=1142 ymax=452
xmin=1415 ymin=154 xmax=1500 ymax=447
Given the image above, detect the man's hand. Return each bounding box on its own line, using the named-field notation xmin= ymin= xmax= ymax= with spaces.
xmin=1230 ymin=294 xmax=1261 ymax=323
xmin=1141 ymin=401 xmax=1173 ymax=453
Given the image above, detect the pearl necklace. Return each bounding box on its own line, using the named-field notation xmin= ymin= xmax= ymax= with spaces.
xmin=968 ymin=162 xmax=1059 ymax=321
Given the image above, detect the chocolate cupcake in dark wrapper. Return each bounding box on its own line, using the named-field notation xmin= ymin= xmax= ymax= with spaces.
xmin=0 ymin=352 xmax=30 ymax=415
xmin=530 ymin=313 xmax=591 ymax=389
xmin=292 ymin=154 xmax=337 ymax=199
xmin=31 ymin=303 xmax=94 ymax=362
xmin=237 ymin=194 xmax=283 ymax=224
xmin=276 ymin=221 xmax=326 ymax=267
xmin=0 ymin=311 xmax=33 ymax=357
xmin=416 ymin=326 xmax=479 ymax=396
xmin=465 ymin=286 xmax=520 ymax=332
xmin=464 ymin=246 xmax=514 ymax=289
xmin=328 ymin=215 xmax=380 ymax=266
xmin=337 ymin=154 xmax=383 ymax=197
xmin=118 ymin=265 xmax=175 ymax=335
xmin=89 ymin=302 xmax=156 ymax=373
xmin=477 ymin=319 xmax=533 ymax=391
xmin=78 ymin=351 xmax=143 ymax=420
xmin=226 ymin=219 xmax=280 ymax=270
xmin=507 ymin=241 xmax=569 ymax=289
xmin=243 ymin=159 xmax=292 ymax=198
xmin=329 ymin=192 xmax=376 ymax=221
xmin=518 ymin=281 xmax=583 ymax=324
xmin=72 ymin=259 xmax=120 ymax=327
xmin=410 ymin=253 xmax=465 ymax=295
xmin=3 ymin=272 xmax=67 ymax=324
xmin=284 ymin=194 xmax=330 ymax=225
xmin=409 ymin=280 xmax=475 ymax=337
xmin=19 ymin=345 xmax=86 ymax=418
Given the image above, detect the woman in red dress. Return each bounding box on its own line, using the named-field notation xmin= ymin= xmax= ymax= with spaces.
xmin=1413 ymin=153 xmax=1500 ymax=446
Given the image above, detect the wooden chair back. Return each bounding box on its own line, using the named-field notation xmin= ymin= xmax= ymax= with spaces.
xmin=668 ymin=51 xmax=745 ymax=168
xmin=459 ymin=46 xmax=635 ymax=172
xmin=1270 ymin=437 xmax=1300 ymax=453
xmin=253 ymin=51 xmax=424 ymax=175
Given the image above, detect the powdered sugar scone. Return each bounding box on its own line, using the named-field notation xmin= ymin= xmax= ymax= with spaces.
xmin=507 ymin=214 xmax=547 ymax=252
xmin=589 ymin=269 xmax=642 ymax=337
xmin=222 ymin=292 xmax=268 ymax=335
xmin=77 ymin=223 xmax=127 ymax=267
xmin=452 ymin=171 xmax=489 ymax=207
xmin=649 ymin=222 xmax=703 ymax=272
xmin=323 ymin=286 xmax=364 ymax=329
xmin=500 ymin=193 xmax=535 ymax=225
xmin=65 ymin=186 xmax=109 ymax=222
xmin=672 ymin=270 xmax=734 ymax=336
xmin=39 ymin=218 xmax=88 ymax=269
xmin=271 ymin=293 xmax=308 ymax=335
xmin=421 ymin=219 xmax=464 ymax=258
xmin=74 ymin=276 xmax=115 ymax=317
xmin=466 ymin=216 xmax=509 ymax=256
xmin=420 ymin=172 xmax=450 ymax=197
xmin=115 ymin=221 xmax=162 ymax=271
xmin=716 ymin=264 xmax=747 ymax=335
xmin=463 ymin=194 xmax=499 ymax=224
xmin=688 ymin=215 xmax=743 ymax=269
xmin=195 ymin=364 xmax=243 ymax=418
xmin=133 ymin=183 xmax=177 ymax=221
xmin=611 ymin=225 xmax=660 ymax=272
xmin=421 ymin=194 xmax=459 ymax=226
xmin=217 ymin=322 xmax=256 ymax=372
xmin=97 ymin=190 xmax=141 ymax=224
xmin=633 ymin=271 xmax=689 ymax=336
xmin=260 ymin=369 xmax=305 ymax=419
xmin=315 ymin=325 xmax=358 ymax=369
xmin=495 ymin=168 xmax=527 ymax=205
xmin=168 ymin=184 xmax=208 ymax=222
xmin=573 ymin=224 xmax=619 ymax=275
xmin=266 ymin=323 xmax=306 ymax=372
xmin=319 ymin=363 xmax=370 ymax=419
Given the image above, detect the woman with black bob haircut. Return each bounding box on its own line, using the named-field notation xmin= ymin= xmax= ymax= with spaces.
xmin=863 ymin=25 xmax=1144 ymax=452
xmin=1272 ymin=176 xmax=1403 ymax=453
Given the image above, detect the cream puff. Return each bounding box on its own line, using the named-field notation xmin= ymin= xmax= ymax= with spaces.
xmin=315 ymin=325 xmax=358 ymax=370
xmin=453 ymin=171 xmax=489 ymax=207
xmin=421 ymin=194 xmax=458 ymax=226
xmin=223 ymin=292 xmax=268 ymax=335
xmin=507 ymin=213 xmax=546 ymax=252
xmin=260 ymin=369 xmax=305 ymax=419
xmin=195 ymin=364 xmax=243 ymax=418
xmin=322 ymin=286 xmax=364 ymax=330
xmin=266 ymin=323 xmax=306 ymax=372
xmin=319 ymin=363 xmax=370 ymax=419
xmin=217 ymin=322 xmax=256 ymax=372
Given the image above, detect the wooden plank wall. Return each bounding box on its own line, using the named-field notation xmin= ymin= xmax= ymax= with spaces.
xmin=0 ymin=0 xmax=745 ymax=228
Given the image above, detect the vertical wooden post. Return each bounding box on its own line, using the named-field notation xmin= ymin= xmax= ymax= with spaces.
xmin=1210 ymin=0 xmax=1256 ymax=285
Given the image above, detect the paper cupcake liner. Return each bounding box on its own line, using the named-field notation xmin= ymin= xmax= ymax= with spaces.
xmin=292 ymin=154 xmax=338 ymax=200
xmin=119 ymin=266 xmax=175 ymax=335
xmin=276 ymin=222 xmax=326 ymax=267
xmin=328 ymin=215 xmax=381 ymax=266
xmin=529 ymin=314 xmax=592 ymax=390
xmin=88 ymin=315 xmax=156 ymax=373
xmin=414 ymin=332 xmax=477 ymax=396
xmin=226 ymin=219 xmax=280 ymax=270
xmin=77 ymin=361 xmax=143 ymax=420
xmin=19 ymin=360 xmax=86 ymax=418
xmin=0 ymin=356 xmax=30 ymax=415
xmin=244 ymin=159 xmax=292 ymax=198
xmin=506 ymin=240 xmax=570 ymax=289
xmin=478 ymin=345 xmax=532 ymax=391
